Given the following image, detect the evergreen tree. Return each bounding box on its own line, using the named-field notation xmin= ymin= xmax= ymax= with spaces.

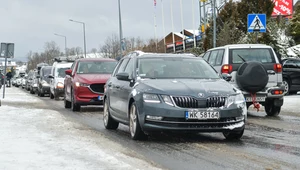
xmin=290 ymin=5 xmax=300 ymax=44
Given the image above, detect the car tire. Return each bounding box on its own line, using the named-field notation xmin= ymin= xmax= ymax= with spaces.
xmin=103 ymin=99 xmax=119 ymax=130
xmin=129 ymin=102 xmax=147 ymax=140
xmin=223 ymin=129 xmax=244 ymax=140
xmin=54 ymin=91 xmax=60 ymax=100
xmin=71 ymin=90 xmax=80 ymax=112
xmin=50 ymin=92 xmax=54 ymax=99
xmin=283 ymin=79 xmax=290 ymax=95
xmin=265 ymin=99 xmax=281 ymax=116
xmin=64 ymin=95 xmax=71 ymax=108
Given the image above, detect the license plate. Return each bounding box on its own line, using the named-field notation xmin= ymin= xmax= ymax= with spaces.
xmin=245 ymin=97 xmax=265 ymax=102
xmin=98 ymin=96 xmax=103 ymax=101
xmin=185 ymin=110 xmax=220 ymax=120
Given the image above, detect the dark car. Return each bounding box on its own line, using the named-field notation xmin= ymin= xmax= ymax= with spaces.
xmin=37 ymin=66 xmax=52 ymax=97
xmin=282 ymin=58 xmax=300 ymax=94
xmin=64 ymin=58 xmax=117 ymax=112
xmin=103 ymin=51 xmax=247 ymax=140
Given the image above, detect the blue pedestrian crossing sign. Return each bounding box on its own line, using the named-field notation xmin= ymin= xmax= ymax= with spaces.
xmin=247 ymin=14 xmax=266 ymax=33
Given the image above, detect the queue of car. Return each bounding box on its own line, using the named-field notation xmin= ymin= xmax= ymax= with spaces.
xmin=12 ymin=44 xmax=300 ymax=141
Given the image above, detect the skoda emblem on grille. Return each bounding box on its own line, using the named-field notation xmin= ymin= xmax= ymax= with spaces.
xmin=198 ymin=93 xmax=204 ymax=97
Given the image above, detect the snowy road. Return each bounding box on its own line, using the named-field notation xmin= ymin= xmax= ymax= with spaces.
xmin=1 ymin=87 xmax=300 ymax=170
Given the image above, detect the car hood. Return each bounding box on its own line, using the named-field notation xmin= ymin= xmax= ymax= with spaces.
xmin=76 ymin=74 xmax=111 ymax=84
xmin=55 ymin=77 xmax=65 ymax=84
xmin=137 ymin=79 xmax=238 ymax=97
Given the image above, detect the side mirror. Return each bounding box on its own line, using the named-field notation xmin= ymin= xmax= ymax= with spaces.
xmin=116 ymin=72 xmax=130 ymax=81
xmin=221 ymin=73 xmax=232 ymax=82
xmin=65 ymin=69 xmax=72 ymax=76
xmin=48 ymin=75 xmax=54 ymax=79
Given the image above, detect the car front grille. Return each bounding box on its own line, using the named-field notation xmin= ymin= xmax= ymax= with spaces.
xmin=89 ymin=84 xmax=105 ymax=94
xmin=172 ymin=96 xmax=226 ymax=108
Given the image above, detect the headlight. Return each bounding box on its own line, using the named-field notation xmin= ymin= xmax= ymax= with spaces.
xmin=41 ymin=80 xmax=49 ymax=86
xmin=161 ymin=95 xmax=174 ymax=106
xmin=143 ymin=93 xmax=160 ymax=103
xmin=75 ymin=82 xmax=89 ymax=87
xmin=56 ymin=82 xmax=64 ymax=88
xmin=226 ymin=93 xmax=245 ymax=108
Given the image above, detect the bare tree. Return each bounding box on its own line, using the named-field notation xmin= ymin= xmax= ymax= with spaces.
xmin=90 ymin=48 xmax=98 ymax=55
xmin=99 ymin=34 xmax=120 ymax=58
xmin=75 ymin=47 xmax=83 ymax=56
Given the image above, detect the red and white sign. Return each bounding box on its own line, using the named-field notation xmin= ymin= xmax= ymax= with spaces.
xmin=272 ymin=0 xmax=293 ymax=16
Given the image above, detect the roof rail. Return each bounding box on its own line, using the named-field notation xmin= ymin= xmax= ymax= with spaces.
xmin=53 ymin=56 xmax=76 ymax=62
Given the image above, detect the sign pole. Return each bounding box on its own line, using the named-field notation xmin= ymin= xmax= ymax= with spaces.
xmin=256 ymin=32 xmax=258 ymax=43
xmin=3 ymin=55 xmax=7 ymax=99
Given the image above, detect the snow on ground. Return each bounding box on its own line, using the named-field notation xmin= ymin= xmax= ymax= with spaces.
xmin=0 ymin=88 xmax=162 ymax=170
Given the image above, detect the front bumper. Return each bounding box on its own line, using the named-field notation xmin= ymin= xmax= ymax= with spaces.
xmin=41 ymin=86 xmax=50 ymax=94
xmin=54 ymin=88 xmax=64 ymax=97
xmin=139 ymin=103 xmax=246 ymax=132
xmin=75 ymin=86 xmax=104 ymax=105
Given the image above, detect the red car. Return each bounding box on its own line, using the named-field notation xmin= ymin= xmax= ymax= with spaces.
xmin=64 ymin=58 xmax=117 ymax=111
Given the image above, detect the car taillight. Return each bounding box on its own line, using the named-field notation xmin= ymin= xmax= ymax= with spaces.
xmin=221 ymin=64 xmax=233 ymax=74
xmin=271 ymin=90 xmax=283 ymax=95
xmin=273 ymin=63 xmax=282 ymax=73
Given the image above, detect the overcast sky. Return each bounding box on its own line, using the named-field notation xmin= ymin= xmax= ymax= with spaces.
xmin=0 ymin=0 xmax=297 ymax=61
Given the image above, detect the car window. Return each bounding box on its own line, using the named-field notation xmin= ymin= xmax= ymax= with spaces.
xmin=230 ymin=48 xmax=275 ymax=64
xmin=76 ymin=61 xmax=117 ymax=74
xmin=294 ymin=60 xmax=300 ymax=67
xmin=208 ymin=50 xmax=218 ymax=66
xmin=215 ymin=49 xmax=224 ymax=66
xmin=203 ymin=51 xmax=211 ymax=61
xmin=124 ymin=58 xmax=134 ymax=78
xmin=116 ymin=58 xmax=129 ymax=74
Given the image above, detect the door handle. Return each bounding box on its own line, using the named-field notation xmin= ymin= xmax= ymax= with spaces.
xmin=115 ymin=85 xmax=120 ymax=89
xmin=107 ymin=83 xmax=112 ymax=87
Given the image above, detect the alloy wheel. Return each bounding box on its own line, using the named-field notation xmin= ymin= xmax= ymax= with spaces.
xmin=103 ymin=100 xmax=109 ymax=127
xmin=129 ymin=104 xmax=137 ymax=137
xmin=283 ymin=80 xmax=289 ymax=94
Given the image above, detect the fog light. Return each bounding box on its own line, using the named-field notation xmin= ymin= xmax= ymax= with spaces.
xmin=146 ymin=115 xmax=163 ymax=120
xmin=236 ymin=116 xmax=244 ymax=121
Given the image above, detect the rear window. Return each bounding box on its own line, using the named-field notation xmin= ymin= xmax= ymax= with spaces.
xmin=229 ymin=48 xmax=275 ymax=64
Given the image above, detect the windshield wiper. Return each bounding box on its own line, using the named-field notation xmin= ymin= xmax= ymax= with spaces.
xmin=237 ymin=54 xmax=246 ymax=62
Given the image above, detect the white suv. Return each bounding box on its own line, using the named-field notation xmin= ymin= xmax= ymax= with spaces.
xmin=202 ymin=44 xmax=284 ymax=116
xmin=49 ymin=58 xmax=74 ymax=100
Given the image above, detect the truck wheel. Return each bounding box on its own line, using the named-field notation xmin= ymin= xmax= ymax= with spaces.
xmin=265 ymin=99 xmax=281 ymax=116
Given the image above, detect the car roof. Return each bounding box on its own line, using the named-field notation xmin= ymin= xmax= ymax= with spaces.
xmin=208 ymin=44 xmax=272 ymax=50
xmin=77 ymin=58 xmax=117 ymax=62
xmin=124 ymin=52 xmax=197 ymax=59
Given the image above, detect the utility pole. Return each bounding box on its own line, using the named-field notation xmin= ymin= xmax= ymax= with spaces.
xmin=213 ymin=0 xmax=217 ymax=48
xmin=118 ymin=0 xmax=124 ymax=58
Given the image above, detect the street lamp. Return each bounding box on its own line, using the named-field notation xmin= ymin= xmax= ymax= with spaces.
xmin=54 ymin=33 xmax=67 ymax=57
xmin=69 ymin=19 xmax=87 ymax=58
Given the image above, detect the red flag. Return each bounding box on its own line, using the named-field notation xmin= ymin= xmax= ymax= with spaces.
xmin=154 ymin=0 xmax=156 ymax=6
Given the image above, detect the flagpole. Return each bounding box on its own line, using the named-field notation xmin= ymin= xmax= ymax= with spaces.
xmin=153 ymin=1 xmax=158 ymax=52
xmin=180 ymin=0 xmax=185 ymax=52
xmin=192 ymin=0 xmax=196 ymax=48
xmin=170 ymin=0 xmax=175 ymax=53
xmin=161 ymin=0 xmax=166 ymax=53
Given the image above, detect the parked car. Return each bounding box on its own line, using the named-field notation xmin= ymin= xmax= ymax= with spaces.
xmin=64 ymin=58 xmax=117 ymax=111
xmin=202 ymin=44 xmax=284 ymax=116
xmin=282 ymin=58 xmax=300 ymax=95
xmin=28 ymin=70 xmax=38 ymax=94
xmin=37 ymin=66 xmax=52 ymax=97
xmin=103 ymin=51 xmax=247 ymax=140
xmin=49 ymin=58 xmax=74 ymax=100
xmin=21 ymin=75 xmax=28 ymax=89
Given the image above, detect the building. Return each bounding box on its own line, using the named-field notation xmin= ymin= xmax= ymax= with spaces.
xmin=160 ymin=29 xmax=202 ymax=53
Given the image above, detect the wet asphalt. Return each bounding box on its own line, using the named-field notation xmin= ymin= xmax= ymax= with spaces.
xmin=7 ymin=87 xmax=300 ymax=170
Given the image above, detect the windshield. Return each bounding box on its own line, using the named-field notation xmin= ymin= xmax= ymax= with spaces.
xmin=42 ymin=67 xmax=52 ymax=76
xmin=56 ymin=67 xmax=70 ymax=78
xmin=76 ymin=61 xmax=117 ymax=74
xmin=137 ymin=57 xmax=219 ymax=79
xmin=229 ymin=48 xmax=275 ymax=64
